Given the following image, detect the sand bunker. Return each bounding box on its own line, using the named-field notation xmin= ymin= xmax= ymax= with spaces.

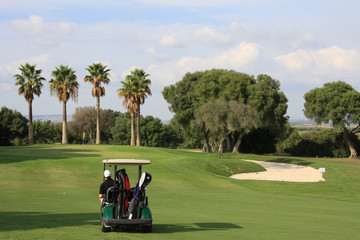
xmin=230 ymin=160 xmax=325 ymax=182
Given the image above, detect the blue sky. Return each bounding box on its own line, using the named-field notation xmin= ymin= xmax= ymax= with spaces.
xmin=1 ymin=0 xmax=360 ymax=121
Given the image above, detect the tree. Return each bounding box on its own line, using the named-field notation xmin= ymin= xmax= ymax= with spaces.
xmin=163 ymin=69 xmax=287 ymax=152
xmin=0 ymin=107 xmax=28 ymax=146
xmin=195 ymin=100 xmax=229 ymax=158
xmin=71 ymin=107 xmax=97 ymax=144
xmin=118 ymin=68 xmax=151 ymax=146
xmin=110 ymin=113 xmax=182 ymax=148
xmin=195 ymin=100 xmax=259 ymax=158
xmin=118 ymin=78 xmax=137 ymax=146
xmin=70 ymin=107 xmax=119 ymax=144
xmin=111 ymin=112 xmax=132 ymax=145
xmin=227 ymin=101 xmax=260 ymax=153
xmin=49 ymin=65 xmax=78 ymax=144
xmin=140 ymin=115 xmax=167 ymax=147
xmin=132 ymin=69 xmax=151 ymax=146
xmin=14 ymin=63 xmax=45 ymax=144
xmin=304 ymin=81 xmax=360 ymax=158
xmin=33 ymin=120 xmax=57 ymax=144
xmin=247 ymin=74 xmax=288 ymax=130
xmin=84 ymin=63 xmax=110 ymax=144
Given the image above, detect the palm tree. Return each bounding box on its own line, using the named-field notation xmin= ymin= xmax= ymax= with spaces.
xmin=49 ymin=65 xmax=78 ymax=144
xmin=14 ymin=63 xmax=45 ymax=144
xmin=118 ymin=77 xmax=137 ymax=146
xmin=118 ymin=68 xmax=151 ymax=146
xmin=132 ymin=69 xmax=151 ymax=146
xmin=84 ymin=63 xmax=110 ymax=144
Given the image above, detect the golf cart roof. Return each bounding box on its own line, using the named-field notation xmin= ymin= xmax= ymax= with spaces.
xmin=102 ymin=159 xmax=151 ymax=165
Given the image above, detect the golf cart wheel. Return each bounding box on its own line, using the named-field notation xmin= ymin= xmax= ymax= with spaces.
xmin=100 ymin=218 xmax=111 ymax=232
xmin=141 ymin=224 xmax=152 ymax=233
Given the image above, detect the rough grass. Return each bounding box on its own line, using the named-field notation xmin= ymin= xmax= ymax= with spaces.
xmin=0 ymin=145 xmax=360 ymax=239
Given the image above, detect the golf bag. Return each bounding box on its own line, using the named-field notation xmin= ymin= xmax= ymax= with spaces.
xmin=115 ymin=169 xmax=131 ymax=219
xmin=128 ymin=172 xmax=152 ymax=219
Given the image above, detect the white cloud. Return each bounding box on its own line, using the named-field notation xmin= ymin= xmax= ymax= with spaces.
xmin=274 ymin=49 xmax=313 ymax=71
xmin=275 ymin=46 xmax=360 ymax=72
xmin=0 ymin=53 xmax=52 ymax=80
xmin=151 ymin=42 xmax=260 ymax=85
xmin=179 ymin=41 xmax=259 ymax=70
xmin=159 ymin=36 xmax=182 ymax=48
xmin=12 ymin=15 xmax=48 ymax=35
xmin=12 ymin=15 xmax=75 ymax=36
xmin=145 ymin=48 xmax=170 ymax=61
xmin=57 ymin=22 xmax=74 ymax=35
xmin=120 ymin=65 xmax=156 ymax=80
xmin=274 ymin=46 xmax=360 ymax=85
xmin=315 ymin=46 xmax=359 ymax=70
xmin=194 ymin=27 xmax=231 ymax=46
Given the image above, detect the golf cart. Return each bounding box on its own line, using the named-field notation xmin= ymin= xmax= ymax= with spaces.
xmin=100 ymin=159 xmax=152 ymax=233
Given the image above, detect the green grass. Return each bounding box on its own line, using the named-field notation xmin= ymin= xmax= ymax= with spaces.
xmin=0 ymin=145 xmax=360 ymax=239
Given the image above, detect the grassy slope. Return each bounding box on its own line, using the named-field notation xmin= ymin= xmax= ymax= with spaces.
xmin=0 ymin=145 xmax=359 ymax=240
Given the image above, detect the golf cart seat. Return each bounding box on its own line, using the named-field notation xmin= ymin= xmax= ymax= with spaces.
xmin=106 ymin=186 xmax=120 ymax=204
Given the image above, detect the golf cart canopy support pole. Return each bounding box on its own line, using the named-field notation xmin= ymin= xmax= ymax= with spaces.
xmin=114 ymin=164 xmax=117 ymax=187
xmin=103 ymin=164 xmax=105 ymax=182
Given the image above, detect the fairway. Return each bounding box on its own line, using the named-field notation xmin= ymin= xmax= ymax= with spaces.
xmin=1 ymin=145 xmax=360 ymax=240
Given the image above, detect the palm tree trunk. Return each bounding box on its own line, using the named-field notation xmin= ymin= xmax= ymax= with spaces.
xmin=96 ymin=96 xmax=101 ymax=144
xmin=62 ymin=101 xmax=68 ymax=144
xmin=136 ymin=107 xmax=141 ymax=146
xmin=28 ymin=100 xmax=34 ymax=144
xmin=130 ymin=112 xmax=135 ymax=146
xmin=343 ymin=128 xmax=357 ymax=158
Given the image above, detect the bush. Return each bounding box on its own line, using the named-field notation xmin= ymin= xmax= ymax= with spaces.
xmin=276 ymin=125 xmax=302 ymax=153
xmin=11 ymin=137 xmax=28 ymax=146
xmin=284 ymin=129 xmax=360 ymax=158
xmin=33 ymin=120 xmax=58 ymax=144
xmin=0 ymin=107 xmax=28 ymax=146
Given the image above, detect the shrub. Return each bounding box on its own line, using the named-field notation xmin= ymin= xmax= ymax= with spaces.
xmin=285 ymin=129 xmax=360 ymax=158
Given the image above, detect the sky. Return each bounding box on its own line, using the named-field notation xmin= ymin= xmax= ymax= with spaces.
xmin=1 ymin=0 xmax=360 ymax=121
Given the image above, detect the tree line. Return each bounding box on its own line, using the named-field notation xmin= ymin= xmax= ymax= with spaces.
xmin=6 ymin=64 xmax=360 ymax=158
xmin=163 ymin=69 xmax=360 ymax=159
xmin=13 ymin=63 xmax=151 ymax=147
xmin=0 ymin=106 xmax=181 ymax=148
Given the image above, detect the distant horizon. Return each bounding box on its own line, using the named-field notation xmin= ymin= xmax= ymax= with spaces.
xmin=22 ymin=112 xmax=312 ymax=124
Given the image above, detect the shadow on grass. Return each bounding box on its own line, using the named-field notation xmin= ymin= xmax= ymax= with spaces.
xmin=0 ymin=212 xmax=98 ymax=231
xmin=266 ymin=158 xmax=314 ymax=166
xmin=0 ymin=212 xmax=243 ymax=234
xmin=0 ymin=146 xmax=101 ymax=164
xmin=153 ymin=222 xmax=243 ymax=233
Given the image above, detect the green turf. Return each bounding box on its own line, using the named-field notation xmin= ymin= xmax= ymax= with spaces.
xmin=0 ymin=145 xmax=359 ymax=239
